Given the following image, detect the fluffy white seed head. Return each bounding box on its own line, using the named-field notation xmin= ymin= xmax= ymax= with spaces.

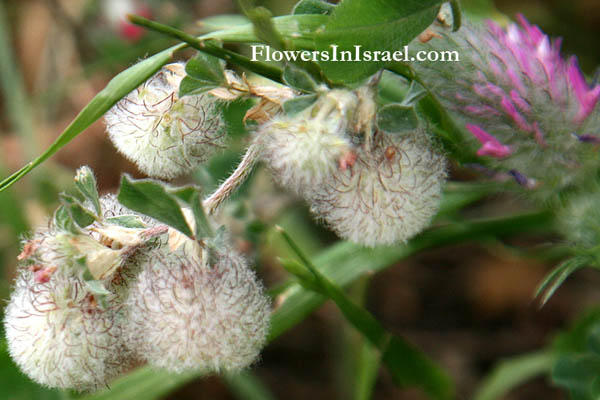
xmin=255 ymin=90 xmax=359 ymax=195
xmin=105 ymin=63 xmax=226 ymax=179
xmin=125 ymin=243 xmax=270 ymax=373
xmin=308 ymin=130 xmax=446 ymax=247
xmin=3 ymin=229 xmax=130 ymax=391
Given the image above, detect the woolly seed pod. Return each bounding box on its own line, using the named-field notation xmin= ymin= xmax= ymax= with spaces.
xmin=412 ymin=16 xmax=600 ymax=198
xmin=125 ymin=243 xmax=270 ymax=373
xmin=308 ymin=129 xmax=446 ymax=247
xmin=254 ymin=89 xmax=359 ymax=196
xmin=3 ymin=193 xmax=164 ymax=391
xmin=4 ymin=228 xmax=131 ymax=391
xmin=105 ymin=63 xmax=226 ymax=179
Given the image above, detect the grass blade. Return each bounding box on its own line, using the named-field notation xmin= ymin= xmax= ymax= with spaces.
xmin=223 ymin=371 xmax=276 ymax=400
xmin=473 ymin=351 xmax=556 ymax=400
xmin=0 ymin=44 xmax=182 ymax=193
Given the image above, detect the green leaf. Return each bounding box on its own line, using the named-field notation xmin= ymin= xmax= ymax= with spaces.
xmin=80 ymin=367 xmax=197 ymax=400
xmin=553 ymin=354 xmax=600 ymax=399
xmin=184 ymin=51 xmax=226 ymax=85
xmin=587 ymin=325 xmax=600 ymax=356
xmin=168 ymin=186 xmax=198 ymax=203
xmin=189 ymin=191 xmax=214 ymax=239
xmin=179 ymin=76 xmax=219 ymax=96
xmin=473 ymin=351 xmax=555 ymax=400
xmin=283 ymin=94 xmax=318 ymax=115
xmin=400 ymin=80 xmax=427 ymax=107
xmin=283 ymin=65 xmax=318 ymax=93
xmin=59 ymin=193 xmax=97 ymax=228
xmin=278 ymin=257 xmax=323 ymax=293
xmin=167 ymin=185 xmax=213 ymax=238
xmin=449 ymin=1 xmax=462 ymax=32
xmin=315 ymin=0 xmax=442 ymax=83
xmin=223 ymin=371 xmax=276 ymax=400
xmin=180 ymin=50 xmax=226 ymax=97
xmin=74 ymin=166 xmax=101 ymax=216
xmin=277 ymin=227 xmax=454 ymax=399
xmin=0 ymin=44 xmax=181 ymax=193
xmin=243 ymin=5 xmax=286 ymax=51
xmin=382 ymin=337 xmax=453 ymax=399
xmin=553 ymin=309 xmax=600 ymax=353
xmin=105 ymin=215 xmax=147 ymax=229
xmin=117 ymin=175 xmax=193 ymax=238
xmin=293 ymin=0 xmax=336 ymax=15
xmin=84 ymin=280 xmax=112 ymax=296
xmin=376 ymin=104 xmax=419 ymax=133
xmin=354 ymin=338 xmax=381 ymax=400
xmin=535 ymin=257 xmax=589 ymax=306
xmin=54 ymin=205 xmax=79 ymax=234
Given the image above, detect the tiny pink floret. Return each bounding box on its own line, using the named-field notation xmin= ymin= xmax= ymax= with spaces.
xmin=568 ymin=58 xmax=600 ymax=122
xmin=466 ymin=124 xmax=512 ymax=158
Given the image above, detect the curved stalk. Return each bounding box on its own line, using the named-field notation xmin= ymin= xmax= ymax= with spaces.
xmin=203 ymin=144 xmax=262 ymax=214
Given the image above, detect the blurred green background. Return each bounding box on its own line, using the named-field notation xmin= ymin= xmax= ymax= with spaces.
xmin=1 ymin=0 xmax=600 ymax=399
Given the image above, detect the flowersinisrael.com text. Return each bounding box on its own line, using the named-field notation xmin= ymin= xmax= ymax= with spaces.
xmin=250 ymin=44 xmax=460 ymax=63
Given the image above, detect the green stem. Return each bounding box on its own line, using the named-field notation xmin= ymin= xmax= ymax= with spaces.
xmin=128 ymin=14 xmax=283 ymax=83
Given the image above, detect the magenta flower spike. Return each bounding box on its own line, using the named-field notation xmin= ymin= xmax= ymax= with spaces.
xmin=413 ymin=14 xmax=600 ymax=198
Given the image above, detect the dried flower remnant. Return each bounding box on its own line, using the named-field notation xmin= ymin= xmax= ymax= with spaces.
xmin=125 ymin=241 xmax=270 ymax=373
xmin=412 ymin=15 xmax=600 ymax=197
xmin=105 ymin=63 xmax=226 ymax=180
xmin=308 ymin=129 xmax=446 ymax=247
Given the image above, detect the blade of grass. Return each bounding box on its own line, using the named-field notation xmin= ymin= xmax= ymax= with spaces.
xmin=535 ymin=257 xmax=589 ymax=306
xmin=354 ymin=339 xmax=381 ymax=400
xmin=223 ymin=371 xmax=276 ymax=400
xmin=473 ymin=351 xmax=555 ymax=400
xmin=79 ymin=367 xmax=197 ymax=400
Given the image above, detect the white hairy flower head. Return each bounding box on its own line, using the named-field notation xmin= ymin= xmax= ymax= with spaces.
xmin=2 ymin=193 xmax=167 ymax=391
xmin=3 ymin=228 xmax=130 ymax=391
xmin=125 ymin=239 xmax=270 ymax=373
xmin=308 ymin=129 xmax=446 ymax=247
xmin=105 ymin=63 xmax=226 ymax=179
xmin=255 ymin=89 xmax=360 ymax=195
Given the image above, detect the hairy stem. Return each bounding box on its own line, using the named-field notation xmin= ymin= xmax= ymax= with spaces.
xmin=203 ymin=144 xmax=262 ymax=214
